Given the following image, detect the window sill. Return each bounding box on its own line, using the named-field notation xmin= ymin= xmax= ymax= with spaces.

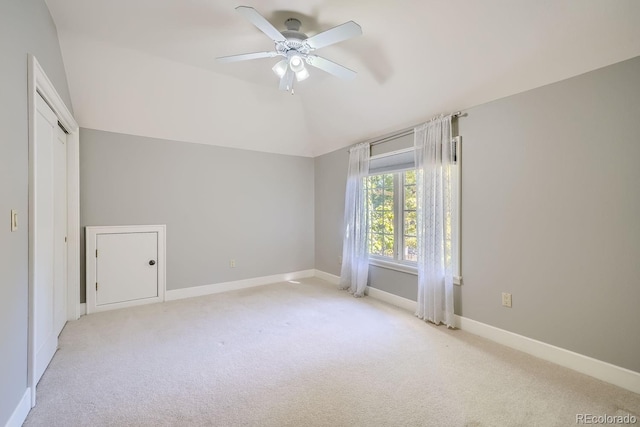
xmin=368 ymin=258 xmax=463 ymax=285
xmin=369 ymin=257 xmax=418 ymax=276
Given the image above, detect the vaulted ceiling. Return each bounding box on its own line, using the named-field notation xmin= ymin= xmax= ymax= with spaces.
xmin=45 ymin=0 xmax=640 ymax=157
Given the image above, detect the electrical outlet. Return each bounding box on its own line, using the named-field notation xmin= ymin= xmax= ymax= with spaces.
xmin=502 ymin=292 xmax=512 ymax=308
xmin=229 ymin=259 xmax=236 ymax=268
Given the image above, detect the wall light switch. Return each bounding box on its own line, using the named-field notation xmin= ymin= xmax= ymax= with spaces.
xmin=10 ymin=210 xmax=18 ymax=232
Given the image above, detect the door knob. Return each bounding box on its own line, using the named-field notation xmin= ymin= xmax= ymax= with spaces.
xmin=149 ymin=260 xmax=156 ymax=266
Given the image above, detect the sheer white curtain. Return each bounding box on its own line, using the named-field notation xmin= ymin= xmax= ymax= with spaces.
xmin=414 ymin=116 xmax=458 ymax=327
xmin=339 ymin=142 xmax=370 ymax=297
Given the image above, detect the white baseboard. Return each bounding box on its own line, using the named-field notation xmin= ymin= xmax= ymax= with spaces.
xmin=4 ymin=388 xmax=31 ymax=427
xmin=312 ymin=270 xmax=640 ymax=395
xmin=313 ymin=269 xmax=417 ymax=311
xmin=313 ymin=269 xmax=340 ymax=285
xmin=165 ymin=270 xmax=316 ymax=301
xmin=365 ymin=286 xmax=417 ymax=313
xmin=454 ymin=315 xmax=640 ymax=395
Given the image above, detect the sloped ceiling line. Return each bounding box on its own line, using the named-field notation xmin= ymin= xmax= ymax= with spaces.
xmin=45 ymin=0 xmax=640 ymax=157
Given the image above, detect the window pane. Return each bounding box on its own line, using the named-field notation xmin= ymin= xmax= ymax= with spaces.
xmin=383 ymin=189 xmax=394 ymax=210
xmin=404 ymin=185 xmax=416 ymax=210
xmin=401 ymin=171 xmax=418 ymax=262
xmin=404 ymin=236 xmax=417 ymax=261
xmin=369 ymin=207 xmax=380 ymax=230
xmin=370 ymin=233 xmax=384 ymax=256
xmin=383 ymin=235 xmax=394 ymax=258
xmin=383 ymin=173 xmax=394 ymax=188
xmin=370 ymin=188 xmax=384 ymax=209
xmin=367 ymin=173 xmax=394 ymax=259
xmin=404 ymin=210 xmax=417 ymax=236
xmin=383 ymin=208 xmax=394 ymax=234
xmin=404 ymin=170 xmax=416 ymax=185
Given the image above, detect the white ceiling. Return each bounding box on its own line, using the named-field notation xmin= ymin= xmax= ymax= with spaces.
xmin=45 ymin=0 xmax=640 ymax=157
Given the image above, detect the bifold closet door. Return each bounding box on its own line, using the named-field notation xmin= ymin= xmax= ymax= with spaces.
xmin=95 ymin=232 xmax=159 ymax=306
xmin=34 ymin=94 xmax=68 ymax=384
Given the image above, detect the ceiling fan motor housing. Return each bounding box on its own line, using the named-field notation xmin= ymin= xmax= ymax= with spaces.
xmin=284 ymin=18 xmax=302 ymax=31
xmin=277 ymin=18 xmax=310 ymax=55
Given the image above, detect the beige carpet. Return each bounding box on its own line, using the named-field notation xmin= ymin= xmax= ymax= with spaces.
xmin=25 ymin=277 xmax=639 ymax=426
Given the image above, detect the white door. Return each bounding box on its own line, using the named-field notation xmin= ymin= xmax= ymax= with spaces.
xmin=96 ymin=232 xmax=159 ymax=306
xmin=34 ymin=94 xmax=67 ymax=384
xmin=53 ymin=125 xmax=67 ymax=335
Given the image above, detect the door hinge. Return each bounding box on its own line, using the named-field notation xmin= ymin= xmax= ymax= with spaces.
xmin=64 ymin=236 xmax=67 ymax=243
xmin=96 ymin=282 xmax=98 ymax=291
xmin=96 ymin=249 xmax=98 ymax=257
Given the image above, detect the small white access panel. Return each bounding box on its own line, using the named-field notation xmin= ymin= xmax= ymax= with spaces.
xmin=86 ymin=225 xmax=166 ymax=314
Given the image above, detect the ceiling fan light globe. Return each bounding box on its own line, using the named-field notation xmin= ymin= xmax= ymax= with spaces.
xmin=289 ymin=55 xmax=305 ymax=73
xmin=272 ymin=60 xmax=288 ymax=78
xmin=295 ymin=67 xmax=310 ymax=82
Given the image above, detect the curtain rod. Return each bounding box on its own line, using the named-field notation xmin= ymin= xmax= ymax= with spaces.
xmin=370 ymin=111 xmax=462 ymax=147
xmin=348 ymin=111 xmax=463 ymax=151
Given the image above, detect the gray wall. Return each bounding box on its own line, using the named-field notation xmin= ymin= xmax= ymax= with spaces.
xmin=459 ymin=56 xmax=640 ymax=373
xmin=80 ymin=129 xmax=315 ymax=302
xmin=314 ymin=147 xmax=347 ymax=276
xmin=0 ymin=0 xmax=72 ymax=423
xmin=314 ymin=56 xmax=640 ymax=373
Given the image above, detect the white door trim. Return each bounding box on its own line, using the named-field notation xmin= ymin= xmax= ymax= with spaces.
xmin=27 ymin=55 xmax=80 ymax=408
xmin=85 ymin=225 xmax=167 ymax=314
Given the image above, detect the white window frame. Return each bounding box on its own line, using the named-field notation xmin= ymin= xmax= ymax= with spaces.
xmin=367 ymin=169 xmax=418 ymax=275
xmin=366 ymin=139 xmax=462 ymax=285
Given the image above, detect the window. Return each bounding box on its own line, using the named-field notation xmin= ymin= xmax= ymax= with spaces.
xmin=365 ymin=136 xmax=461 ymax=281
xmin=367 ymin=170 xmax=417 ymax=264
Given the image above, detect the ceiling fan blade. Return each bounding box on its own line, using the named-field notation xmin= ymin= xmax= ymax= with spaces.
xmin=236 ymin=6 xmax=287 ymax=43
xmin=304 ymin=21 xmax=362 ymax=50
xmin=216 ymin=51 xmax=279 ymax=63
xmin=279 ymin=68 xmax=295 ymax=91
xmin=306 ymin=55 xmax=357 ymax=80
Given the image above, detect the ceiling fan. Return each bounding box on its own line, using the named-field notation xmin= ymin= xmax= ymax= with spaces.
xmin=217 ymin=6 xmax=362 ymax=92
